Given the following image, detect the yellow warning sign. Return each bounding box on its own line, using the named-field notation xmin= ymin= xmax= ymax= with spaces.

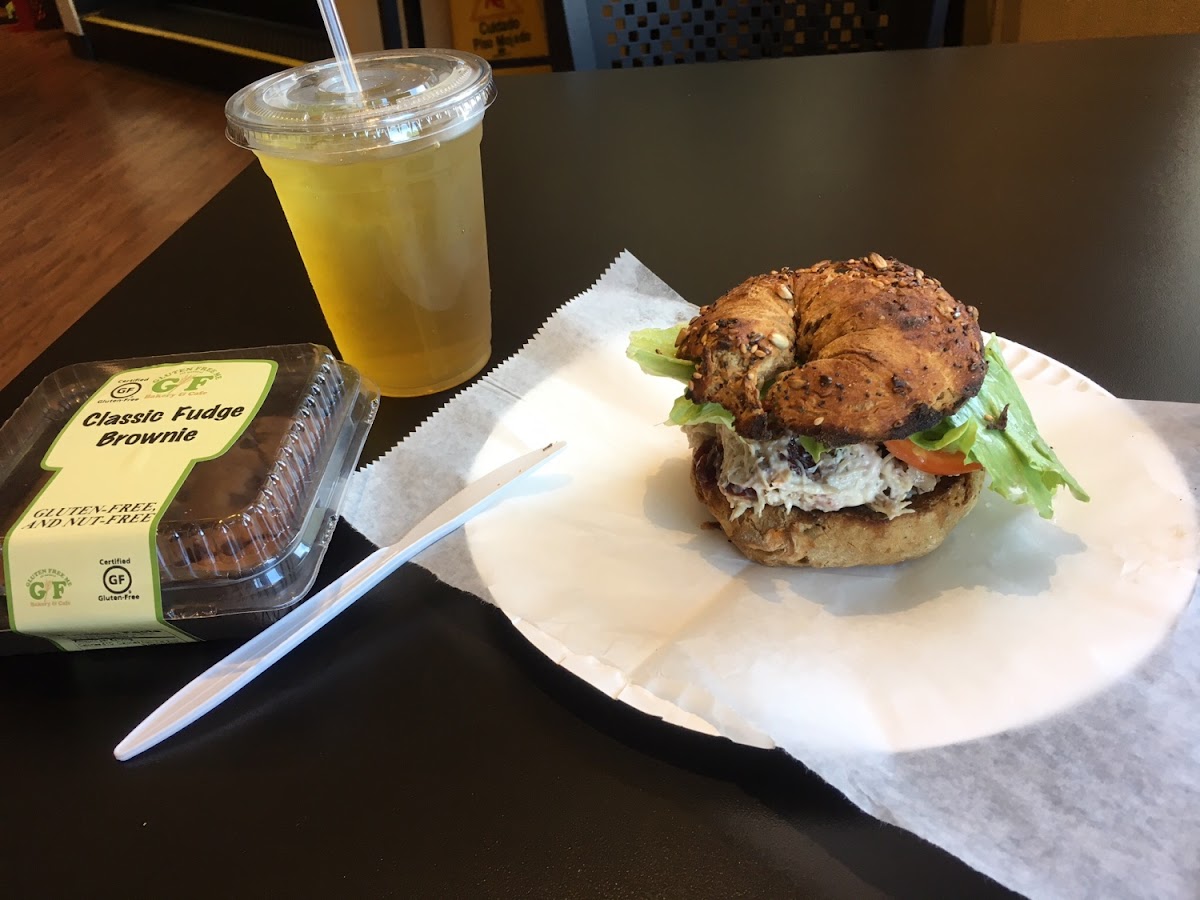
xmin=450 ymin=0 xmax=549 ymax=63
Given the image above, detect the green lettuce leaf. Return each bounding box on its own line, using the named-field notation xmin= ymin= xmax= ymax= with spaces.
xmin=667 ymin=396 xmax=735 ymax=428
xmin=795 ymin=435 xmax=829 ymax=463
xmin=627 ymin=325 xmax=733 ymax=427
xmin=626 ymin=325 xmax=694 ymax=383
xmin=909 ymin=338 xmax=1088 ymax=518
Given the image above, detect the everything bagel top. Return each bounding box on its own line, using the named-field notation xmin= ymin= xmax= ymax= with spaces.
xmin=676 ymin=254 xmax=986 ymax=445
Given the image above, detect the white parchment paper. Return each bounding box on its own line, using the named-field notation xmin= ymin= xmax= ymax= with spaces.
xmin=342 ymin=253 xmax=1200 ymax=900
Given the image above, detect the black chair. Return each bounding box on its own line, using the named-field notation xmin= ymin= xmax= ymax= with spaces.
xmin=563 ymin=0 xmax=952 ymax=70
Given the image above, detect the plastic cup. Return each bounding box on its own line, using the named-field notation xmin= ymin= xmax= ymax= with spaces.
xmin=226 ymin=50 xmax=497 ymax=397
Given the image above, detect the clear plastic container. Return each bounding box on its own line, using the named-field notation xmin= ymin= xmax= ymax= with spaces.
xmin=224 ymin=51 xmax=497 ymax=398
xmin=0 ymin=344 xmax=379 ymax=653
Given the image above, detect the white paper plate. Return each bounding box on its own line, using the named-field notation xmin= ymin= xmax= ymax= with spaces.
xmin=465 ymin=338 xmax=1198 ymax=753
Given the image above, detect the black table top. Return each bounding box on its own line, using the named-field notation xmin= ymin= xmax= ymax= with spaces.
xmin=5 ymin=33 xmax=1200 ymax=898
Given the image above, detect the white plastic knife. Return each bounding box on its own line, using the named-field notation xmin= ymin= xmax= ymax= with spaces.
xmin=115 ymin=440 xmax=566 ymax=762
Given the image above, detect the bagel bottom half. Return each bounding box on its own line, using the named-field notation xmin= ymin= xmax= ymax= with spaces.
xmin=690 ymin=439 xmax=985 ymax=568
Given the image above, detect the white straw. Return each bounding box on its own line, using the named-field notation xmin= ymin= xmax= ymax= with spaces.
xmin=316 ymin=0 xmax=363 ymax=94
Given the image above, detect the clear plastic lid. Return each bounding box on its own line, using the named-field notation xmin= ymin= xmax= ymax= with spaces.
xmin=225 ymin=49 xmax=496 ymax=160
xmin=0 ymin=345 xmax=380 ymax=651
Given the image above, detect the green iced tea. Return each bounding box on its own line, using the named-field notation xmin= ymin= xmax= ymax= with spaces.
xmin=258 ymin=126 xmax=490 ymax=396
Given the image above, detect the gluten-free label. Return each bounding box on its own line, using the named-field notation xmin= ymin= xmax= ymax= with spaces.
xmin=3 ymin=359 xmax=277 ymax=651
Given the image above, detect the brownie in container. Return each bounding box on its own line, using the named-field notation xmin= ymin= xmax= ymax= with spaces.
xmin=0 ymin=344 xmax=379 ymax=654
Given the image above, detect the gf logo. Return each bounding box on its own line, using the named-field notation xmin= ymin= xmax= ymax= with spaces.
xmin=103 ymin=565 xmax=133 ymax=594
xmin=152 ymin=373 xmax=218 ymax=394
xmin=29 ymin=578 xmax=68 ymax=600
xmin=25 ymin=568 xmax=72 ymax=602
xmin=110 ymin=382 xmax=142 ymax=399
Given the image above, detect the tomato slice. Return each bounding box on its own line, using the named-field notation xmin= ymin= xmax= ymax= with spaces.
xmin=883 ymin=440 xmax=983 ymax=476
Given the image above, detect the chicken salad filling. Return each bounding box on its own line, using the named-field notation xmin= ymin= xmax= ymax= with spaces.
xmin=687 ymin=423 xmax=939 ymax=520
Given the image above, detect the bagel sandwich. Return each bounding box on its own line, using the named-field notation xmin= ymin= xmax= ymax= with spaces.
xmin=627 ymin=254 xmax=1088 ymax=567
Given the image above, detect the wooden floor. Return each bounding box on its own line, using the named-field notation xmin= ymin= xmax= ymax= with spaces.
xmin=0 ymin=29 xmax=248 ymax=390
